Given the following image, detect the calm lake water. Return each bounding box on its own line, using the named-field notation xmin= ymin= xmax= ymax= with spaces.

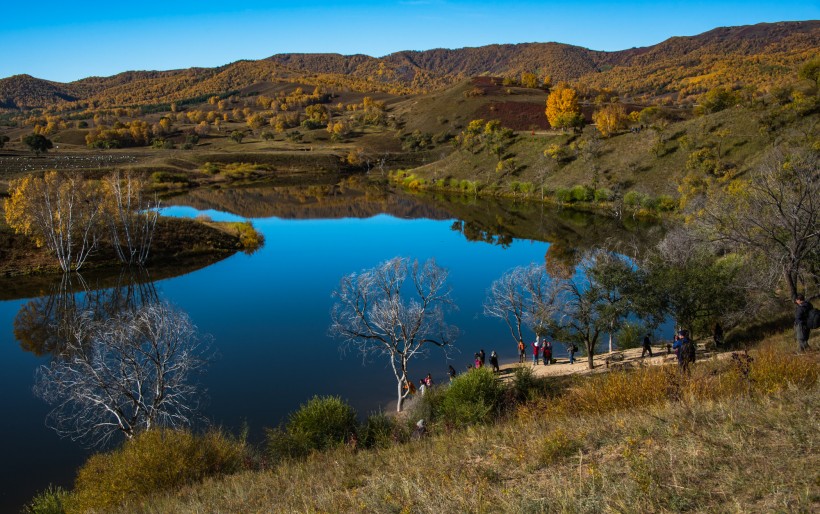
xmin=0 ymin=181 xmax=659 ymax=510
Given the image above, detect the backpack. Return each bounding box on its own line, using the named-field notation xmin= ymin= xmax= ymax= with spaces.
xmin=808 ymin=307 xmax=820 ymax=330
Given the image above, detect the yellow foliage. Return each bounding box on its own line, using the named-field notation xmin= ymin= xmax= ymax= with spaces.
xmin=592 ymin=104 xmax=627 ymax=137
xmin=545 ymin=84 xmax=581 ymax=130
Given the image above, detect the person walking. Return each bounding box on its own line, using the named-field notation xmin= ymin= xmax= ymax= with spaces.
xmin=532 ymin=338 xmax=541 ymax=365
xmin=490 ymin=350 xmax=500 ymax=372
xmin=641 ymin=333 xmax=653 ymax=358
xmin=542 ymin=340 xmax=552 ymax=365
xmin=794 ymin=294 xmax=814 ymax=352
xmin=713 ymin=322 xmax=724 ymax=347
xmin=568 ymin=342 xmax=577 ymax=364
xmin=518 ymin=338 xmax=526 ymax=363
xmin=673 ymin=330 xmax=695 ymax=374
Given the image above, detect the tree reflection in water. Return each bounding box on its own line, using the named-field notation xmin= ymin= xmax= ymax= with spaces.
xmin=18 ymin=268 xmax=211 ymax=447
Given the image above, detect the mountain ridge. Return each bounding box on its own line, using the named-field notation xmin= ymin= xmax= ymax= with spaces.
xmin=1 ymin=20 xmax=818 ymax=109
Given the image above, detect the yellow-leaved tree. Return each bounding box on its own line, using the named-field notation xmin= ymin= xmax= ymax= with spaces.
xmin=592 ymin=104 xmax=627 ymax=137
xmin=5 ymin=171 xmax=103 ymax=272
xmin=545 ymin=84 xmax=583 ymax=131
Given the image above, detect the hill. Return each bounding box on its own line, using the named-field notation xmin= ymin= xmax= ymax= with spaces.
xmin=1 ymin=21 xmax=818 ymax=109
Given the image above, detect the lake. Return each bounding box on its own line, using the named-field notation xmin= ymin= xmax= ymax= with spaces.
xmin=0 ymin=180 xmax=660 ymax=510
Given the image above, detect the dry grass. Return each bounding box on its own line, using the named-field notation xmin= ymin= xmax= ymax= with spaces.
xmin=109 ymin=333 xmax=818 ymax=514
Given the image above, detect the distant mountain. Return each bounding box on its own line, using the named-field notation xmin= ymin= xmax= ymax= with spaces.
xmin=1 ymin=21 xmax=818 ymax=110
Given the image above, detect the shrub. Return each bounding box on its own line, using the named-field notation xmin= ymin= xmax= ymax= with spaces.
xmin=267 ymin=396 xmax=357 ymax=460
xmin=224 ymin=221 xmax=264 ymax=254
xmin=656 ymin=195 xmax=677 ymax=211
xmin=436 ymin=367 xmax=504 ymax=428
xmin=570 ymin=185 xmax=594 ymax=202
xmin=555 ymin=188 xmax=573 ymax=203
xmin=511 ymin=365 xmax=550 ymax=404
xmin=594 ymin=188 xmax=614 ymax=202
xmin=70 ymin=429 xmax=245 ymax=513
xmin=359 ymin=412 xmax=396 ymax=449
xmin=623 ymin=190 xmax=648 ymax=208
xmin=25 ymin=485 xmax=69 ymax=514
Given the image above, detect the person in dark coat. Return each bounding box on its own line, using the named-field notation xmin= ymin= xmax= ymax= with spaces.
xmin=795 ymin=294 xmax=814 ymax=352
xmin=479 ymin=349 xmax=486 ymax=367
xmin=641 ymin=333 xmax=653 ymax=358
xmin=448 ymin=365 xmax=457 ymax=381
xmin=542 ymin=340 xmax=552 ymax=365
xmin=489 ymin=350 xmax=499 ymax=372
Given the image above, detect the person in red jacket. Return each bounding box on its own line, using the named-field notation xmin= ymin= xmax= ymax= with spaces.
xmin=532 ymin=338 xmax=541 ymax=365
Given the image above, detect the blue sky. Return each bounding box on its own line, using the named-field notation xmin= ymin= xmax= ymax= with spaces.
xmin=1 ymin=1 xmax=817 ymax=83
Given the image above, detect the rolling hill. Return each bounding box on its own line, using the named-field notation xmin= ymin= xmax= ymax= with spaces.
xmin=1 ymin=21 xmax=817 ymax=110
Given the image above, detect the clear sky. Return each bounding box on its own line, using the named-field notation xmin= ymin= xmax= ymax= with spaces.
xmin=1 ymin=1 xmax=817 ymax=83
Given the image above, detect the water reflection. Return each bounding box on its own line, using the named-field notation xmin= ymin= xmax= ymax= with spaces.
xmin=14 ymin=268 xmax=160 ymax=357
xmin=19 ymin=268 xmax=209 ymax=447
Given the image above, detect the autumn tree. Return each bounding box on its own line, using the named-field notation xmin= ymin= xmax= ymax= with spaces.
xmin=697 ymin=147 xmax=820 ymax=300
xmin=5 ymin=171 xmax=103 ymax=272
xmin=520 ymin=72 xmax=539 ymax=89
xmin=798 ymin=57 xmax=820 ymax=90
xmin=592 ymin=103 xmax=627 ymax=137
xmin=545 ymin=84 xmax=583 ymax=131
xmin=329 ymin=257 xmax=458 ymax=412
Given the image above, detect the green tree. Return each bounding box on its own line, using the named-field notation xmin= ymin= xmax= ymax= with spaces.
xmin=23 ymin=133 xmax=53 ymax=155
xmin=230 ymin=130 xmax=245 ymax=144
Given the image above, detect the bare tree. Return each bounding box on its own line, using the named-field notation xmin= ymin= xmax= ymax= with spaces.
xmin=33 ymin=303 xmax=210 ymax=447
xmin=329 ymin=257 xmax=458 ymax=412
xmin=5 ymin=171 xmax=103 ymax=272
xmin=104 ymin=171 xmax=160 ymax=266
xmin=484 ymin=263 xmax=561 ymax=348
xmin=699 ymin=147 xmax=819 ymax=299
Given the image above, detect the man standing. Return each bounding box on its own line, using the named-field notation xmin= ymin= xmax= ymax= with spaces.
xmin=795 ymin=294 xmax=814 ymax=352
xmin=641 ymin=333 xmax=653 ymax=358
xmin=518 ymin=338 xmax=526 ymax=363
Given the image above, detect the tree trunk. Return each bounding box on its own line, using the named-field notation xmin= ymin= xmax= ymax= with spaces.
xmin=587 ymin=349 xmax=594 ymax=370
xmin=396 ymin=381 xmax=404 ymax=412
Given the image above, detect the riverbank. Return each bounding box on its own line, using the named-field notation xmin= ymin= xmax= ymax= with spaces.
xmin=0 ymin=216 xmax=255 ymax=295
xmin=92 ymin=330 xmax=817 ymax=513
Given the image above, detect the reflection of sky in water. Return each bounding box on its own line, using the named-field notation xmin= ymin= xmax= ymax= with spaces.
xmin=0 ymin=203 xmax=662 ymax=511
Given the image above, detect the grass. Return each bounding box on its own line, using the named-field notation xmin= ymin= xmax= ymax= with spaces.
xmin=97 ymin=330 xmax=818 ymax=513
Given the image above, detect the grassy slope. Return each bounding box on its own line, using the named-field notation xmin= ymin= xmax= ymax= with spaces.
xmin=118 ymin=332 xmax=819 ymax=514
xmin=403 ymin=98 xmax=818 ymax=198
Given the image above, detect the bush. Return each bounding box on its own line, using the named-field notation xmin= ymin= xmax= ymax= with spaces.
xmin=70 ymin=429 xmax=246 ymax=513
xmin=594 ymin=188 xmax=614 ymax=202
xmin=570 ymin=185 xmax=594 ymax=202
xmin=657 ymin=195 xmax=677 ymax=211
xmin=623 ymin=190 xmax=648 ymax=208
xmin=224 ymin=221 xmax=264 ymax=254
xmin=555 ymin=188 xmax=573 ymax=203
xmin=359 ymin=412 xmax=396 ymax=449
xmin=511 ymin=365 xmax=550 ymax=404
xmin=436 ymin=367 xmax=503 ymax=428
xmin=267 ymin=396 xmax=357 ymax=460
xmin=25 ymin=485 xmax=68 ymax=514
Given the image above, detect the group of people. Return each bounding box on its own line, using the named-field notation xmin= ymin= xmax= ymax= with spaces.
xmin=469 ymin=348 xmax=500 ymax=372
xmin=518 ymin=337 xmax=578 ymax=365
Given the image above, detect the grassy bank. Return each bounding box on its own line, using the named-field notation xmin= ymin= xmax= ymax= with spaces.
xmin=35 ymin=330 xmax=818 ymax=514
